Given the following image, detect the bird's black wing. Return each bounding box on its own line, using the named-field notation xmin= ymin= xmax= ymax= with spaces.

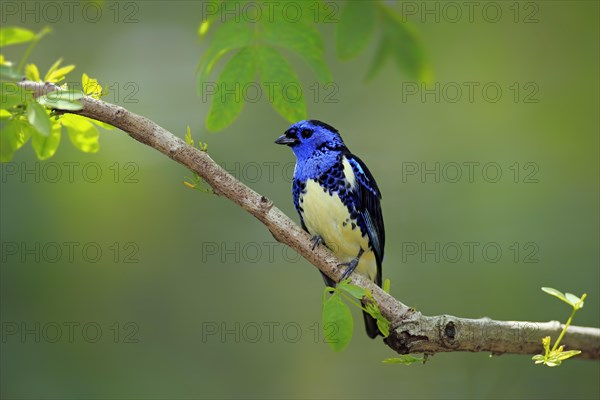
xmin=345 ymin=153 xmax=385 ymax=285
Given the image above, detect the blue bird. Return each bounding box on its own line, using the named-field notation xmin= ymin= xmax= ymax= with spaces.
xmin=275 ymin=120 xmax=385 ymax=338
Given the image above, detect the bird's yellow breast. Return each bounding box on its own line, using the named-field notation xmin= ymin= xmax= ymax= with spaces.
xmin=300 ymin=179 xmax=377 ymax=282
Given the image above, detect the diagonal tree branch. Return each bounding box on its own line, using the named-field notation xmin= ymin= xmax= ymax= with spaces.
xmin=17 ymin=80 xmax=600 ymax=361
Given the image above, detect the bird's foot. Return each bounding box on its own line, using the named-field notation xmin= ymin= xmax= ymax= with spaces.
xmin=310 ymin=235 xmax=324 ymax=251
xmin=338 ymin=248 xmax=364 ymax=282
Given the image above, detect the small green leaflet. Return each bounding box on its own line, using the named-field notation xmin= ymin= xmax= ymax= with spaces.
xmin=0 ymin=119 xmax=33 ymax=162
xmin=322 ymin=291 xmax=353 ymax=352
xmin=256 ymin=46 xmax=306 ymax=123
xmin=383 ymin=278 xmax=391 ymax=294
xmin=206 ymin=46 xmax=256 ymax=131
xmin=31 ymin=121 xmax=61 ymax=160
xmin=365 ymin=35 xmax=392 ymax=82
xmin=541 ymin=287 xmax=585 ymax=309
xmin=0 ymin=27 xmax=36 ymax=47
xmin=383 ymin=355 xmax=424 ymax=365
xmin=25 ymin=64 xmax=40 ymax=81
xmin=261 ymin=20 xmax=332 ymax=83
xmin=43 ymin=58 xmax=75 ymax=83
xmin=197 ymin=21 xmax=254 ymax=88
xmin=380 ymin=8 xmax=431 ymax=82
xmin=336 ymin=1 xmax=376 ymax=60
xmin=61 ymin=114 xmax=99 ymax=153
xmin=337 ymin=279 xmax=367 ymax=299
xmin=37 ymin=89 xmax=85 ymax=111
xmin=27 ymin=101 xmax=52 ymax=137
xmin=0 ymin=65 xmax=21 ymax=81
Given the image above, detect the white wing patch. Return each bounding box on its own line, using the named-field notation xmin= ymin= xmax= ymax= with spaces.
xmin=342 ymin=157 xmax=356 ymax=188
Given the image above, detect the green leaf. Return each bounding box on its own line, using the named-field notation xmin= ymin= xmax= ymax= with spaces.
xmin=257 ymin=46 xmax=306 ymax=122
xmin=322 ymin=292 xmax=353 ymax=352
xmin=541 ymin=287 xmax=570 ymax=305
xmin=1 ymin=121 xmax=19 ymax=162
xmin=27 ymin=101 xmax=52 ymax=137
xmin=25 ymin=64 xmax=40 ymax=81
xmin=565 ymin=293 xmax=581 ymax=307
xmin=555 ymin=349 xmax=581 ymax=361
xmin=37 ymin=97 xmax=83 ymax=111
xmin=0 ymin=27 xmax=36 ymax=47
xmin=0 ymin=65 xmax=21 ymax=80
xmin=0 ymin=109 xmax=11 ymax=119
xmin=37 ymin=89 xmax=85 ymax=111
xmin=61 ymin=114 xmax=99 ymax=153
xmin=336 ymin=1 xmax=376 ymax=60
xmin=383 ymin=355 xmax=424 ymax=365
xmin=337 ymin=280 xmax=367 ymax=299
xmin=1 ymin=82 xmax=31 ymax=108
xmin=197 ymin=21 xmax=254 ymax=87
xmin=31 ymin=121 xmax=61 ymax=160
xmin=37 ymin=90 xmax=85 ymax=111
xmin=185 ymin=125 xmax=194 ymax=146
xmin=45 ymin=63 xmax=75 ymax=83
xmin=0 ymin=119 xmax=32 ymax=162
xmin=532 ymin=354 xmax=545 ymax=364
xmin=365 ymin=35 xmax=393 ymax=81
xmin=205 ymin=46 xmax=256 ymax=131
xmin=82 ymin=73 xmax=103 ymax=98
xmin=376 ymin=313 xmax=390 ymax=337
xmin=381 ymin=8 xmax=431 ymax=82
xmin=261 ymin=20 xmax=332 ymax=83
xmin=383 ymin=278 xmax=391 ymax=294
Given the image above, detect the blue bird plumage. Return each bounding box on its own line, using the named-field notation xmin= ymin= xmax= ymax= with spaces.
xmin=275 ymin=120 xmax=385 ymax=338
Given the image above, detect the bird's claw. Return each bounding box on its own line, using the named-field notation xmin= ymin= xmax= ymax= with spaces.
xmin=310 ymin=235 xmax=324 ymax=251
xmin=338 ymin=259 xmax=359 ymax=282
xmin=337 ymin=248 xmax=365 ymax=282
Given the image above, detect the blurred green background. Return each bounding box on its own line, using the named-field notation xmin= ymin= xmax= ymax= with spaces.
xmin=1 ymin=1 xmax=598 ymax=399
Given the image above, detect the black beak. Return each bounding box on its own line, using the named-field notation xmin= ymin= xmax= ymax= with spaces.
xmin=275 ymin=133 xmax=298 ymax=146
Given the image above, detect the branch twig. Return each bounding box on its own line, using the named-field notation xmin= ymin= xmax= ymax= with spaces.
xmin=17 ymin=80 xmax=600 ymax=360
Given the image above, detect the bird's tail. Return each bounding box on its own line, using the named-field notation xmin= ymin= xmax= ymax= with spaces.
xmin=362 ymin=310 xmax=381 ymax=339
xmin=321 ymin=272 xmax=382 ymax=339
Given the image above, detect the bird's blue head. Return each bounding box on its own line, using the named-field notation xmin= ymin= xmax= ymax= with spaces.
xmin=275 ymin=120 xmax=346 ymax=162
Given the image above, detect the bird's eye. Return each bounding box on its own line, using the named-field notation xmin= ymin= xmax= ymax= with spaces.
xmin=301 ymin=128 xmax=313 ymax=139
